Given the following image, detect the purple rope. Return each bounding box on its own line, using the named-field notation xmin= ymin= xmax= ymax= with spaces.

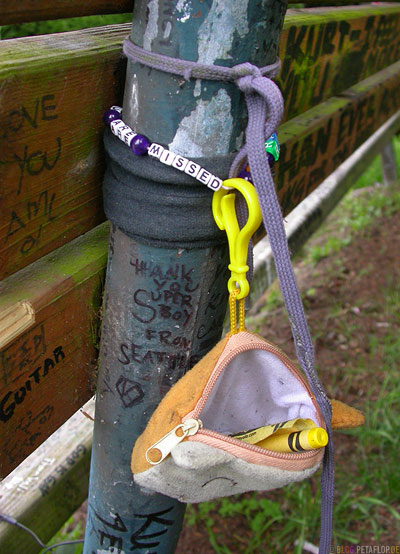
xmin=123 ymin=39 xmax=281 ymax=82
xmin=236 ymin=68 xmax=334 ymax=554
xmin=123 ymin=38 xmax=334 ymax=553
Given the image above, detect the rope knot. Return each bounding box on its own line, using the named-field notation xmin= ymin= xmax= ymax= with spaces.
xmin=232 ymin=62 xmax=262 ymax=93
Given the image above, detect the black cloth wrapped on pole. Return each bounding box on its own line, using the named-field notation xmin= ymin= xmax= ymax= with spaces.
xmin=103 ymin=128 xmax=233 ymax=247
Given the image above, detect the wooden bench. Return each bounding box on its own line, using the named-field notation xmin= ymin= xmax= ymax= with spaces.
xmin=1 ymin=2 xmax=399 ymax=551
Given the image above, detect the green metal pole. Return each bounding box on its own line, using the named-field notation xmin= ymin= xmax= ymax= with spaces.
xmin=84 ymin=2 xmax=288 ymax=553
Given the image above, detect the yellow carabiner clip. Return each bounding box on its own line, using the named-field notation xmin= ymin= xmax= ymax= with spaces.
xmin=212 ymin=177 xmax=262 ymax=300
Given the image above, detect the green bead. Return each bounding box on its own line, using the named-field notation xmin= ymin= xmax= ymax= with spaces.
xmin=265 ymin=132 xmax=280 ymax=161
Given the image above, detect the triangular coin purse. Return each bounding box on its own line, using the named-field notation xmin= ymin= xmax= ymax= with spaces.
xmin=131 ymin=329 xmax=363 ymax=502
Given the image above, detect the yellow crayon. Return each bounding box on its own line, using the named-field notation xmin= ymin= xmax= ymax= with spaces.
xmin=232 ymin=418 xmax=317 ymax=444
xmin=231 ymin=418 xmax=328 ymax=452
xmin=256 ymin=427 xmax=328 ymax=453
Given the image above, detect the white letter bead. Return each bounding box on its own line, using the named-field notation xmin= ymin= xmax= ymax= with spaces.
xmin=121 ymin=128 xmax=136 ymax=144
xmin=184 ymin=161 xmax=201 ymax=178
xmin=110 ymin=119 xmax=124 ymax=135
xmin=160 ymin=149 xmax=176 ymax=166
xmin=197 ymin=168 xmax=212 ymax=185
xmin=148 ymin=143 xmax=165 ymax=159
xmin=207 ymin=176 xmax=222 ymax=191
xmin=111 ymin=105 xmax=123 ymax=113
xmin=172 ymin=155 xmax=189 ymax=171
xmin=117 ymin=124 xmax=130 ymax=138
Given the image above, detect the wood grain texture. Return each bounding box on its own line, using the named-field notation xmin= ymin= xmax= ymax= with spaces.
xmin=1 ymin=8 xmax=400 ymax=280
xmin=300 ymin=1 xmax=399 ymax=5
xmin=0 ymin=25 xmax=128 ymax=280
xmin=0 ymin=223 xmax=109 ymax=477
xmin=1 ymin=0 xmax=399 ymax=25
xmin=0 ymin=0 xmax=133 ymax=25
xmin=0 ymin=301 xmax=35 ymax=350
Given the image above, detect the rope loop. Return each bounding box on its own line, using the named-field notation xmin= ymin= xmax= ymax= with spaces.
xmin=123 ymin=38 xmax=281 ymax=82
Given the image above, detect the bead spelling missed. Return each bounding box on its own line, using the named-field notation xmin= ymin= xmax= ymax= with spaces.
xmin=103 ymin=106 xmax=280 ymax=190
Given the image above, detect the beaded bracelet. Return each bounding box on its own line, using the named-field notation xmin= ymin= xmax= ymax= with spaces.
xmin=103 ymin=105 xmax=279 ymax=190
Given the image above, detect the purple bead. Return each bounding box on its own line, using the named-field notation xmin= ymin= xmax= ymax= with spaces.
xmin=267 ymin=152 xmax=275 ymax=167
xmin=103 ymin=108 xmax=121 ymax=126
xmin=130 ymin=134 xmax=150 ymax=156
xmin=238 ymin=168 xmax=253 ymax=183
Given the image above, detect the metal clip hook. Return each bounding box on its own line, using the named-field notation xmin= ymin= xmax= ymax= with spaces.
xmin=212 ymin=178 xmax=262 ymax=300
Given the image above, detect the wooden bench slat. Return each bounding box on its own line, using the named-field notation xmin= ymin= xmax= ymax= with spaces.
xmin=0 ymin=24 xmax=129 ymax=281
xmin=1 ymin=8 xmax=400 ymax=279
xmin=2 ymin=0 xmax=399 ymax=26
xmin=0 ymin=398 xmax=94 ymax=553
xmin=0 ymin=223 xmax=109 ymax=478
xmin=0 ymin=1 xmax=133 ymax=25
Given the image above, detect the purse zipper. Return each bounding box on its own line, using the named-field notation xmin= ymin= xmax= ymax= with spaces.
xmin=146 ymin=416 xmax=319 ymax=465
xmin=146 ymin=419 xmax=202 ymax=465
xmin=194 ymin=427 xmax=320 ymax=460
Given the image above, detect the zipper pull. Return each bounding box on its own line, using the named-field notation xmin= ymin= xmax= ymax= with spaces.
xmin=145 ymin=418 xmax=202 ymax=465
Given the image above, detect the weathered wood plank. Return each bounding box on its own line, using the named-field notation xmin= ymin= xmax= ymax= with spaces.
xmin=1 ymin=0 xmax=399 ymax=25
xmin=0 ymin=25 xmax=128 ymax=280
xmin=1 ymin=9 xmax=400 ymax=280
xmin=0 ymin=398 xmax=94 ymax=553
xmin=280 ymin=7 xmax=400 ymax=120
xmin=276 ymin=61 xmax=400 ymax=216
xmin=0 ymin=1 xmax=133 ymax=25
xmin=0 ymin=223 xmax=109 ymax=477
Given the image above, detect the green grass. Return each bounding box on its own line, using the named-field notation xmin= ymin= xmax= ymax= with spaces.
xmin=352 ymin=135 xmax=400 ymax=190
xmin=262 ymin=285 xmax=283 ymax=312
xmin=39 ymin=516 xmax=83 ymax=554
xmin=306 ymin=184 xmax=400 ymax=265
xmin=307 ymin=235 xmax=352 ymax=264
